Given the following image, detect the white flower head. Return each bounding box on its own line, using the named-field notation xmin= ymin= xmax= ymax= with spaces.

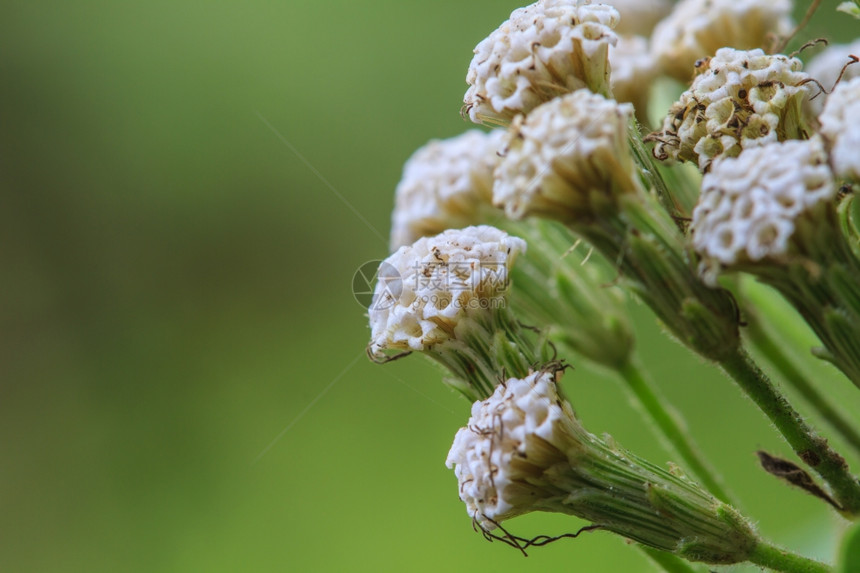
xmin=818 ymin=76 xmax=860 ymax=182
xmin=650 ymin=48 xmax=812 ymax=171
xmin=446 ymin=370 xmax=579 ymax=529
xmin=390 ymin=130 xmax=505 ymax=251
xmin=494 ymin=89 xmax=636 ymax=222
xmin=691 ymin=138 xmax=835 ymax=285
xmin=368 ymin=226 xmax=527 ymax=359
xmin=609 ymin=35 xmax=658 ymax=120
xmin=803 ymin=40 xmax=860 ymax=117
xmin=464 ymin=0 xmax=619 ymax=125
xmin=651 ymin=0 xmax=793 ymax=81
xmin=604 ymin=0 xmax=672 ymax=37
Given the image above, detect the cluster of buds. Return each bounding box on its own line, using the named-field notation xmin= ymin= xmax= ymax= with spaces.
xmin=463 ymin=0 xmax=619 ymax=125
xmin=493 ymin=86 xmax=740 ymax=361
xmin=493 ymin=89 xmax=638 ymax=222
xmin=387 ymin=124 xmax=636 ymax=371
xmin=691 ymin=137 xmax=860 ymax=389
xmin=368 ymin=225 xmax=540 ymax=401
xmin=446 ymin=369 xmax=758 ymax=564
xmin=389 ymin=130 xmax=505 ymax=251
xmin=650 ymin=0 xmax=793 ymax=81
xmin=691 ymin=138 xmax=835 ymax=285
xmin=365 ymin=1 xmax=860 ymax=570
xmin=649 ymin=48 xmax=813 ymax=171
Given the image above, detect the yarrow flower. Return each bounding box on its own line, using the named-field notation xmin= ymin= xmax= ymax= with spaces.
xmin=818 ymin=76 xmax=860 ymax=182
xmin=691 ymin=138 xmax=860 ymax=390
xmin=368 ymin=226 xmax=538 ymax=400
xmin=649 ymin=48 xmax=813 ymax=171
xmin=691 ymin=138 xmax=835 ymax=285
xmin=650 ymin=0 xmax=793 ymax=81
xmin=803 ymin=40 xmax=860 ymax=117
xmin=446 ymin=369 xmax=758 ymax=564
xmin=389 ymin=130 xmax=505 ymax=251
xmin=463 ymin=0 xmax=619 ymax=125
xmin=494 ymin=89 xmax=637 ymax=222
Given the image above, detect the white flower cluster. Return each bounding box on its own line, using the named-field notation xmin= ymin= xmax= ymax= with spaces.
xmin=445 ymin=370 xmax=576 ymax=529
xmin=463 ymin=0 xmax=619 ymax=125
xmin=650 ymin=0 xmax=793 ymax=81
xmin=804 ymin=40 xmax=860 ymax=117
xmin=818 ymin=77 xmax=860 ymax=182
xmin=368 ymin=226 xmax=526 ymax=359
xmin=494 ymin=89 xmax=636 ymax=222
xmin=691 ymin=138 xmax=835 ymax=285
xmin=650 ymin=48 xmax=812 ymax=171
xmin=390 ymin=130 xmax=505 ymax=251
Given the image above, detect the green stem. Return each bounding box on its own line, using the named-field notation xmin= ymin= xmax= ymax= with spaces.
xmin=748 ymin=541 xmax=832 ymax=573
xmin=743 ymin=300 xmax=860 ymax=458
xmin=638 ymin=546 xmax=702 ymax=573
xmin=618 ymin=359 xmax=735 ymax=506
xmin=720 ymin=347 xmax=860 ymax=517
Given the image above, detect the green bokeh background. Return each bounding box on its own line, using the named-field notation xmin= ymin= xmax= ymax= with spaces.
xmin=2 ymin=2 xmax=859 ymax=571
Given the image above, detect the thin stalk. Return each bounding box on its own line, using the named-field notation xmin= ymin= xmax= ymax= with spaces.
xmin=618 ymin=359 xmax=735 ymax=506
xmin=748 ymin=541 xmax=832 ymax=573
xmin=743 ymin=302 xmax=860 ymax=458
xmin=720 ymin=347 xmax=860 ymax=518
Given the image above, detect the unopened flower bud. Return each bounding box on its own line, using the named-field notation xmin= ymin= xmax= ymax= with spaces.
xmin=818 ymin=76 xmax=860 ymax=182
xmin=650 ymin=0 xmax=793 ymax=82
xmin=390 ymin=130 xmax=505 ymax=251
xmin=368 ymin=226 xmax=539 ymax=401
xmin=494 ymin=89 xmax=638 ymax=222
xmin=691 ymin=138 xmax=860 ymax=389
xmin=691 ymin=138 xmax=835 ymax=285
xmin=649 ymin=48 xmax=813 ymax=171
xmin=446 ymin=370 xmax=758 ymax=564
xmin=464 ymin=0 xmax=619 ymax=126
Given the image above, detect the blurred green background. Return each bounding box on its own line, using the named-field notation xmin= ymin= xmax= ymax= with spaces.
xmin=2 ymin=1 xmax=859 ymax=571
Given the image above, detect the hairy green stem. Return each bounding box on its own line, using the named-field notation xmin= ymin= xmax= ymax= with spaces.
xmin=720 ymin=347 xmax=860 ymax=518
xmin=748 ymin=541 xmax=832 ymax=573
xmin=618 ymin=359 xmax=735 ymax=505
xmin=742 ymin=295 xmax=860 ymax=458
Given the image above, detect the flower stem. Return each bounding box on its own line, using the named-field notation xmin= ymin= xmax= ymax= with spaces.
xmin=748 ymin=541 xmax=832 ymax=573
xmin=719 ymin=346 xmax=860 ymax=518
xmin=742 ymin=290 xmax=860 ymax=458
xmin=618 ymin=359 xmax=735 ymax=506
